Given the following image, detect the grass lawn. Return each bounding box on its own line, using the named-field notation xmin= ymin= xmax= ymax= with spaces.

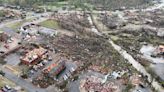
xmin=0 ymin=29 xmax=3 ymax=33
xmin=7 ymin=21 xmax=23 ymax=32
xmin=6 ymin=18 xmax=34 ymax=32
xmin=39 ymin=19 xmax=59 ymax=29
xmin=0 ymin=75 xmax=16 ymax=88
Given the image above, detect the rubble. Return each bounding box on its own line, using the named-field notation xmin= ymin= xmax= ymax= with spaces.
xmin=56 ymin=13 xmax=91 ymax=33
xmin=100 ymin=14 xmax=126 ymax=29
xmin=0 ymin=8 xmax=23 ymax=22
xmin=53 ymin=35 xmax=134 ymax=74
xmin=20 ymin=46 xmax=47 ymax=65
xmin=130 ymin=74 xmax=142 ymax=86
xmin=20 ymin=23 xmax=58 ymax=37
xmin=157 ymin=45 xmax=164 ymax=55
xmin=99 ymin=8 xmax=164 ymax=91
xmin=80 ymin=76 xmax=121 ymax=92
xmin=0 ymin=31 xmax=9 ymax=42
xmin=0 ymin=31 xmax=20 ymax=57
xmin=157 ymin=28 xmax=164 ymax=37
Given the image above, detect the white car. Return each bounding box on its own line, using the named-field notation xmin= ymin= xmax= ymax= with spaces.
xmin=63 ymin=75 xmax=68 ymax=80
xmin=70 ymin=67 xmax=75 ymax=73
xmin=5 ymin=85 xmax=11 ymax=90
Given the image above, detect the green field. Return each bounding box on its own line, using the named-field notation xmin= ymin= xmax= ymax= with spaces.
xmin=39 ymin=19 xmax=59 ymax=29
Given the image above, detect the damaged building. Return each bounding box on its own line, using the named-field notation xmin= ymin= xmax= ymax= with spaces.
xmin=43 ymin=61 xmax=66 ymax=78
xmin=20 ymin=47 xmax=47 ymax=65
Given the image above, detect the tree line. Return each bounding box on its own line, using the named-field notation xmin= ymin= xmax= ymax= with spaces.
xmin=0 ymin=0 xmax=68 ymax=7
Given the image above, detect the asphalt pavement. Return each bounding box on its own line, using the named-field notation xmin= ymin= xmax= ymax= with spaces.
xmin=1 ymin=67 xmax=46 ymax=92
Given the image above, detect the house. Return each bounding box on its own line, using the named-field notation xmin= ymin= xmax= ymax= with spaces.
xmin=20 ymin=47 xmax=47 ymax=65
xmin=43 ymin=61 xmax=66 ymax=77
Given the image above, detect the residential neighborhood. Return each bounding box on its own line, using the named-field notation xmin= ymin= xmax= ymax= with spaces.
xmin=0 ymin=0 xmax=163 ymax=92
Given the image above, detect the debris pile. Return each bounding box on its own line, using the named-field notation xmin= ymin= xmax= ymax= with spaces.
xmin=87 ymin=0 xmax=152 ymax=10
xmin=88 ymin=65 xmax=108 ymax=74
xmin=97 ymin=5 xmax=164 ymax=90
xmin=100 ymin=14 xmax=126 ymax=29
xmin=20 ymin=46 xmax=47 ymax=65
xmin=130 ymin=74 xmax=142 ymax=86
xmin=80 ymin=76 xmax=120 ymax=92
xmin=0 ymin=9 xmax=23 ymax=22
xmin=32 ymin=73 xmax=55 ymax=88
xmin=53 ymin=35 xmax=132 ymax=73
xmin=57 ymin=13 xmax=91 ymax=33
xmin=157 ymin=28 xmax=164 ymax=37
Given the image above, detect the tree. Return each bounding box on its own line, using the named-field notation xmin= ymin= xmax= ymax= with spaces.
xmin=0 ymin=70 xmax=5 ymax=76
xmin=21 ymin=69 xmax=28 ymax=79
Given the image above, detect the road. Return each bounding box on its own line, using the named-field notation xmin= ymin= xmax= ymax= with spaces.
xmin=0 ymin=12 xmax=50 ymax=29
xmin=1 ymin=67 xmax=46 ymax=92
xmin=152 ymin=64 xmax=164 ymax=81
